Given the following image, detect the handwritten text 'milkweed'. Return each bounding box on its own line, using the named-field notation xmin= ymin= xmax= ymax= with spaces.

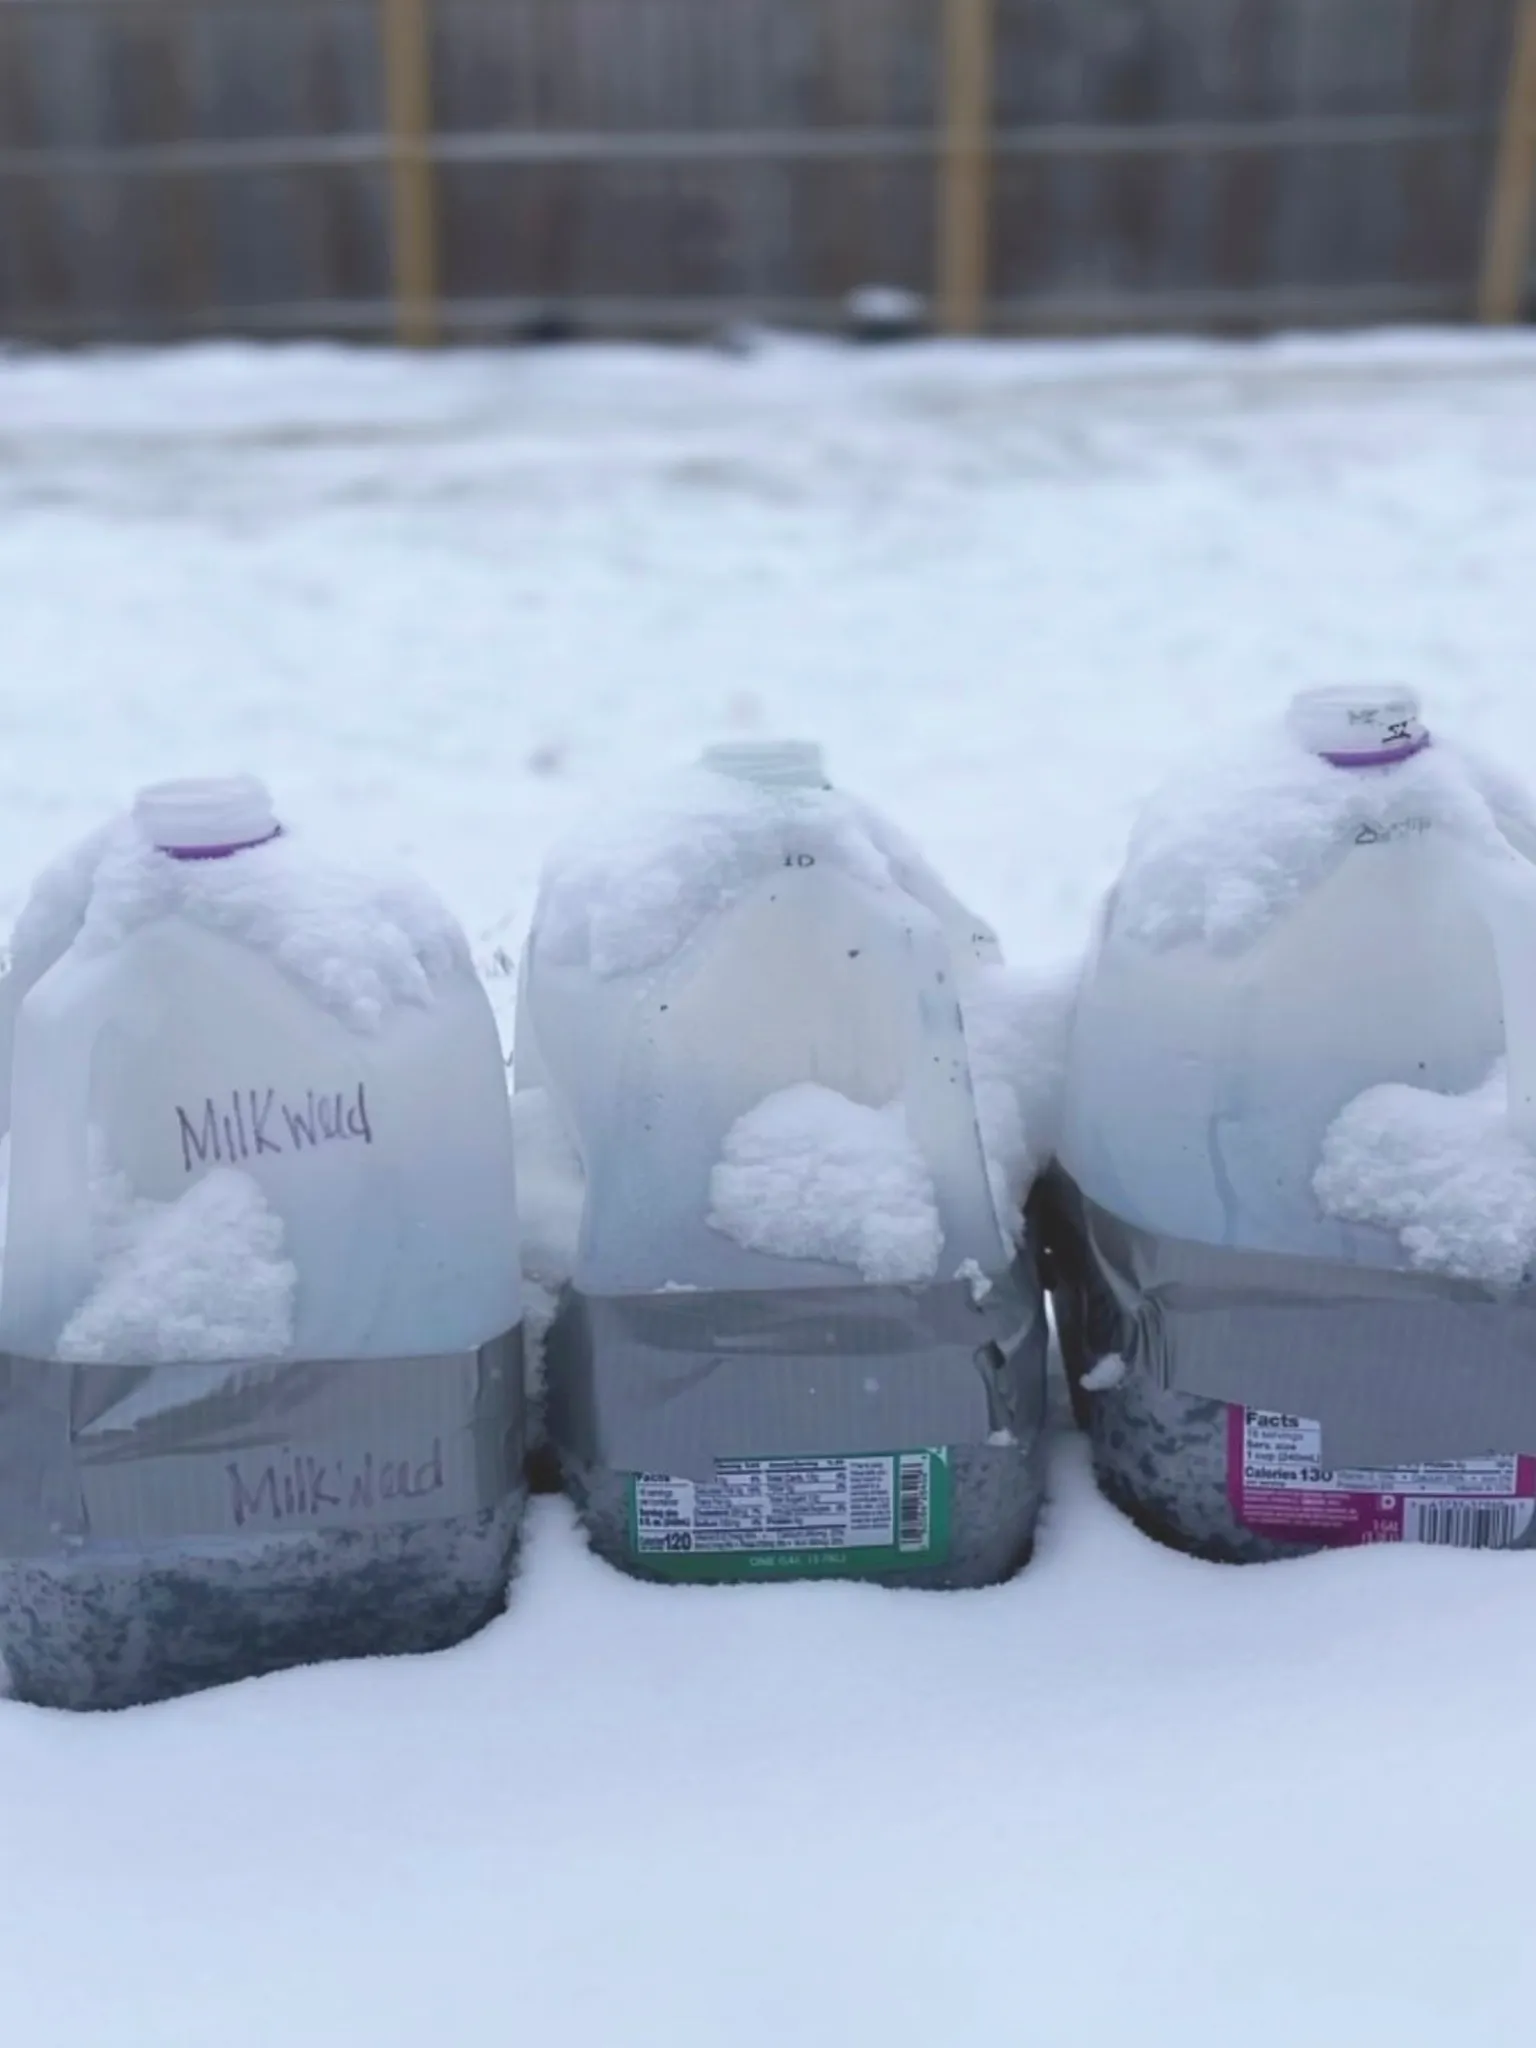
xmin=226 ymin=1440 xmax=445 ymax=1528
xmin=177 ymin=1085 xmax=373 ymax=1173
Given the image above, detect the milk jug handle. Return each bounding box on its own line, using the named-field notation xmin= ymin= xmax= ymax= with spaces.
xmin=0 ymin=947 xmax=120 ymax=1355
xmin=1458 ymin=843 xmax=1536 ymax=1149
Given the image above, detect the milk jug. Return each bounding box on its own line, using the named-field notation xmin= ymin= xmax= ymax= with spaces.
xmin=1047 ymin=688 xmax=1536 ymax=1559
xmin=518 ymin=741 xmax=1046 ymax=1587
xmin=0 ymin=777 xmax=523 ymax=1706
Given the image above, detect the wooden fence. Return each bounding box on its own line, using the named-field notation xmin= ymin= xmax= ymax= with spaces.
xmin=2 ymin=0 xmax=1535 ymax=346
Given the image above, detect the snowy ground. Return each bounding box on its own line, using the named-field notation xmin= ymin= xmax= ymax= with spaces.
xmin=4 ymin=330 xmax=1536 ymax=2044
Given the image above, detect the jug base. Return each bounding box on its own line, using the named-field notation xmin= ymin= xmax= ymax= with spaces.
xmin=0 ymin=1497 xmax=524 ymax=1711
xmin=1038 ymin=1171 xmax=1536 ymax=1562
xmin=1087 ymin=1372 xmax=1324 ymax=1565
xmin=1089 ymin=1375 xmax=1536 ymax=1564
xmin=564 ymin=1442 xmax=1045 ymax=1592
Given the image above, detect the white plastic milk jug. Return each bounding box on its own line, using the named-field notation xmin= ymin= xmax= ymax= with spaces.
xmin=518 ymin=739 xmax=1046 ymax=1589
xmin=1051 ymin=686 xmax=1536 ymax=1559
xmin=0 ymin=777 xmax=524 ymax=1709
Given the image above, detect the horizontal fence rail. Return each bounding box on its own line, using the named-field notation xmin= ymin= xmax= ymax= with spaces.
xmin=0 ymin=0 xmax=1532 ymax=344
xmin=2 ymin=113 xmax=1500 ymax=180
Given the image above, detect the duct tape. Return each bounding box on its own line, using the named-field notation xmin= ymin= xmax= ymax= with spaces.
xmin=547 ymin=1269 xmax=1044 ymax=1482
xmin=1041 ymin=1172 xmax=1536 ymax=1467
xmin=0 ymin=1327 xmax=524 ymax=1560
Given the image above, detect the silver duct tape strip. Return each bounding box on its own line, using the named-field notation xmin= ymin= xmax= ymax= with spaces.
xmin=0 ymin=1328 xmax=524 ymax=1558
xmin=1053 ymin=1176 xmax=1536 ymax=1465
xmin=547 ymin=1271 xmax=1046 ymax=1481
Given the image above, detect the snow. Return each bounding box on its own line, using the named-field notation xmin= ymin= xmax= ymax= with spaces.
xmin=8 ymin=1474 xmax=1536 ymax=2044
xmin=1111 ymin=723 xmax=1518 ymax=953
xmin=955 ymin=1256 xmax=993 ymax=1304
xmin=1316 ymin=1060 xmax=1536 ymax=1287
xmin=533 ymin=765 xmax=902 ymax=978
xmin=708 ymin=1083 xmax=943 ymax=1284
xmin=5 ymin=330 xmax=1536 ymax=2043
xmin=962 ymin=958 xmax=1078 ymax=1228
xmin=35 ymin=818 xmax=473 ymax=1034
xmin=1080 ymin=1352 xmax=1129 ymax=1392
xmin=57 ymin=1164 xmax=297 ymax=1364
xmin=508 ymin=1085 xmax=584 ymax=1409
xmin=509 ymin=1086 xmax=585 ymax=1295
xmin=3 ymin=819 xmax=115 ymax=987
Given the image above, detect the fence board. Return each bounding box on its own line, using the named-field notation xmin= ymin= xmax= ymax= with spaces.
xmin=1480 ymin=0 xmax=1536 ymax=316
xmin=0 ymin=0 xmax=1527 ymax=342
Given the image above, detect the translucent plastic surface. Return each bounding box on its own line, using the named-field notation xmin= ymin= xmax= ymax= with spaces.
xmin=0 ymin=879 xmax=93 ymax=1149
xmin=1060 ymin=799 xmax=1536 ymax=1262
xmin=521 ymin=776 xmax=1008 ymax=1296
xmin=1 ymin=905 xmax=520 ymax=1362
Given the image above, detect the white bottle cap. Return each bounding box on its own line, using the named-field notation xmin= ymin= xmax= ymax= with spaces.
xmin=133 ymin=776 xmax=281 ymax=859
xmin=699 ymin=740 xmax=829 ymax=791
xmin=1287 ymin=686 xmax=1430 ymax=767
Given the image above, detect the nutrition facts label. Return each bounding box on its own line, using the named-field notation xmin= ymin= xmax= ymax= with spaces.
xmin=1230 ymin=1410 xmax=1536 ymax=1548
xmin=631 ymin=1452 xmax=948 ymax=1578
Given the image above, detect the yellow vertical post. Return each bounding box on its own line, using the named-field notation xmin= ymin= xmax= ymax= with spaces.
xmin=380 ymin=0 xmax=441 ymax=346
xmin=937 ymin=0 xmax=995 ymax=334
xmin=1478 ymin=0 xmax=1536 ymax=323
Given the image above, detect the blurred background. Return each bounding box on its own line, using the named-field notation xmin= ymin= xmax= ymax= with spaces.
xmin=4 ymin=0 xmax=1536 ymax=997
xmin=2 ymin=0 xmax=1534 ymax=347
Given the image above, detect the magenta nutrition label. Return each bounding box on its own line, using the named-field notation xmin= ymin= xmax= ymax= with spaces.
xmin=1229 ymin=1409 xmax=1536 ymax=1548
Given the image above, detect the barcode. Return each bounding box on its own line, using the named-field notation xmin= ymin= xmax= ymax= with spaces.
xmin=1404 ymin=1501 xmax=1523 ymax=1549
xmin=898 ymin=1455 xmax=930 ymax=1552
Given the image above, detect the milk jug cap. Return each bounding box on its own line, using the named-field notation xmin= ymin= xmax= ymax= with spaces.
xmin=1287 ymin=686 xmax=1430 ymax=768
xmin=699 ymin=740 xmax=829 ymax=791
xmin=133 ymin=776 xmax=282 ymax=860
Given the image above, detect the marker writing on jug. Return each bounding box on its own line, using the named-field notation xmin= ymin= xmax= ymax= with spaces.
xmin=225 ymin=1439 xmax=446 ymax=1528
xmin=175 ymin=1084 xmax=373 ymax=1172
xmin=1353 ymin=815 xmax=1433 ymax=848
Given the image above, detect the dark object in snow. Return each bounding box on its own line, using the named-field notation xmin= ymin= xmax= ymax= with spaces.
xmin=844 ymin=286 xmax=928 ymax=345
xmin=523 ymin=306 xmax=580 ymax=346
xmin=525 ymin=1438 xmax=563 ymax=1496
xmin=709 ymin=321 xmax=768 ymax=358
